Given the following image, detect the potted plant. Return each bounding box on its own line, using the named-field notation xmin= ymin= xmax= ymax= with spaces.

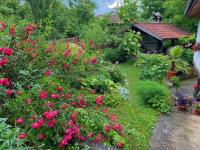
xmin=176 ymin=93 xmax=187 ymax=111
xmin=192 ymin=102 xmax=200 ymax=115
xmin=166 ymin=46 xmax=183 ymax=79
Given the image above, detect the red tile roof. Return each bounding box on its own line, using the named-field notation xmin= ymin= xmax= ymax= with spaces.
xmin=134 ymin=23 xmax=191 ymax=40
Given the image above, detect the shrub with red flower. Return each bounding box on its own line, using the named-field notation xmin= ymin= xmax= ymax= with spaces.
xmin=1 ymin=22 xmax=126 ymax=149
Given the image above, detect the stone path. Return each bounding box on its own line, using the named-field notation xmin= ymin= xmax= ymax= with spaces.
xmin=150 ymin=78 xmax=200 ymax=150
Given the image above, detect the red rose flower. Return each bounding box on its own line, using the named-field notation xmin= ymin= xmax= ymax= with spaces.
xmin=116 ymin=142 xmax=124 ymax=148
xmin=39 ymin=91 xmax=47 ymax=99
xmin=65 ymin=93 xmax=72 ymax=99
xmin=46 ymin=119 xmax=57 ymax=127
xmin=0 ymin=57 xmax=9 ymax=67
xmin=95 ymin=95 xmax=104 ymax=106
xmin=18 ymin=133 xmax=27 ymax=139
xmin=64 ymin=64 xmax=70 ymax=70
xmin=16 ymin=118 xmax=24 ymax=124
xmin=51 ymin=94 xmax=60 ymax=99
xmin=90 ymin=57 xmax=98 ymax=64
xmin=6 ymin=89 xmax=12 ymax=96
xmin=104 ymin=125 xmax=111 ymax=133
xmin=26 ymin=99 xmax=32 ymax=105
xmin=38 ymin=133 xmax=46 ymax=140
xmin=10 ymin=24 xmax=16 ymax=37
xmin=57 ymin=86 xmax=63 ymax=92
xmin=79 ymin=136 xmax=86 ymax=141
xmin=43 ymin=110 xmax=59 ymax=119
xmin=4 ymin=48 xmax=13 ymax=56
xmin=44 ymin=69 xmax=52 ymax=76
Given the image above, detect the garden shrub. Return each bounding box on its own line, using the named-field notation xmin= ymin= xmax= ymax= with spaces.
xmin=136 ymin=80 xmax=171 ymax=113
xmin=135 ymin=54 xmax=170 ymax=82
xmin=104 ymin=47 xmax=128 ymax=63
xmin=106 ymin=65 xmax=125 ymax=83
xmin=82 ymin=75 xmax=117 ymax=94
xmin=0 ymin=118 xmax=27 ymax=150
xmin=118 ymin=31 xmax=141 ymax=57
xmin=80 ymin=19 xmax=109 ymax=49
xmin=104 ymin=31 xmax=141 ymax=63
xmin=1 ymin=22 xmax=126 ymax=149
xmin=182 ymin=48 xmax=193 ymax=65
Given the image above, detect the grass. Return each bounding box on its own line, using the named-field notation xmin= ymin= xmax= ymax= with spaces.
xmin=110 ymin=61 xmax=159 ymax=150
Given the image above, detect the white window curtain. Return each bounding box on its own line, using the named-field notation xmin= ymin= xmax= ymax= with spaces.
xmin=194 ymin=22 xmax=200 ymax=74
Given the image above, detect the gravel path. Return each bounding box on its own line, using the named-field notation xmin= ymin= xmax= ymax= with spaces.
xmin=150 ymin=78 xmax=200 ymax=150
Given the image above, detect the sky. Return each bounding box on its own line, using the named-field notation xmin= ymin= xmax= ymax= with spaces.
xmin=93 ymin=0 xmax=123 ymax=15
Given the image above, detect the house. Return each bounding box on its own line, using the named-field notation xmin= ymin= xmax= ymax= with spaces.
xmin=132 ymin=23 xmax=191 ymax=53
xmin=185 ymin=0 xmax=200 ymax=77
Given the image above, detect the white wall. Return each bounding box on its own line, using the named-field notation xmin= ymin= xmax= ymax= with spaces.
xmin=194 ymin=22 xmax=200 ymax=74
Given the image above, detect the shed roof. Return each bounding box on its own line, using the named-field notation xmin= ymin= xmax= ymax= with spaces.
xmin=134 ymin=23 xmax=191 ymax=40
xmin=185 ymin=0 xmax=200 ymax=17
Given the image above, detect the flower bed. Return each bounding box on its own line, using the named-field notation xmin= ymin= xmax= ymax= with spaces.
xmin=0 ymin=22 xmax=126 ymax=149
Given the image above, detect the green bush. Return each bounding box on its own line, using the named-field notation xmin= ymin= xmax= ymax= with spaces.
xmin=182 ymin=48 xmax=193 ymax=65
xmin=107 ymin=66 xmax=125 ymax=83
xmin=104 ymin=31 xmax=141 ymax=63
xmin=136 ymin=81 xmax=171 ymax=113
xmin=80 ymin=19 xmax=109 ymax=48
xmin=82 ymin=75 xmax=117 ymax=94
xmin=135 ymin=54 xmax=170 ymax=82
xmin=104 ymin=47 xmax=129 ymax=63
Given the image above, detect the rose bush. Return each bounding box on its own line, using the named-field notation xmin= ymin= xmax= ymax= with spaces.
xmin=1 ymin=22 xmax=126 ymax=149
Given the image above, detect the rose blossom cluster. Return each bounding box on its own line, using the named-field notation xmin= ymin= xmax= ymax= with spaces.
xmin=2 ymin=26 xmax=125 ymax=149
xmin=0 ymin=47 xmax=13 ymax=67
xmin=59 ymin=112 xmax=80 ymax=148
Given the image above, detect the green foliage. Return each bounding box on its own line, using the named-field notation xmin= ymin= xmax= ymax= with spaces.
xmin=0 ymin=0 xmax=31 ymax=18
xmin=118 ymin=0 xmax=138 ymax=25
xmin=104 ymin=31 xmax=141 ymax=63
xmin=0 ymin=118 xmax=27 ymax=150
xmin=175 ymin=59 xmax=190 ymax=75
xmin=169 ymin=46 xmax=183 ymax=59
xmin=82 ymin=75 xmax=117 ymax=94
xmin=140 ymin=0 xmax=165 ymax=19
xmin=171 ymin=76 xmax=181 ymax=89
xmin=119 ymin=31 xmax=141 ymax=56
xmin=104 ymin=92 xmax=124 ymax=107
xmin=80 ymin=19 xmax=109 ymax=48
xmin=182 ymin=48 xmax=193 ymax=65
xmin=104 ymin=47 xmax=128 ymax=63
xmin=107 ymin=66 xmax=125 ymax=83
xmin=169 ymin=46 xmax=190 ymax=75
xmin=135 ymin=54 xmax=170 ymax=82
xmin=179 ymin=34 xmax=196 ymax=45
xmin=163 ymin=0 xmax=199 ymax=32
xmin=136 ymin=80 xmax=171 ymax=113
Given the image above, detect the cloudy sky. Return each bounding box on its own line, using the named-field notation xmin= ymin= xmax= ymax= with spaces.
xmin=93 ymin=0 xmax=123 ymax=15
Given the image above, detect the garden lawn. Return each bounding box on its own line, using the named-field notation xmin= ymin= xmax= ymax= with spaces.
xmin=111 ymin=61 xmax=159 ymax=150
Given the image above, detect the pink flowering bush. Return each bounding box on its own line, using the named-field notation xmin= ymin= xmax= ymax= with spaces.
xmin=1 ymin=22 xmax=126 ymax=149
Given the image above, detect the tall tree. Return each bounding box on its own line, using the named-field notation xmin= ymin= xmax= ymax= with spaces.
xmin=26 ymin=0 xmax=53 ymax=23
xmin=140 ymin=0 xmax=166 ymax=19
xmin=0 ymin=0 xmax=31 ymax=18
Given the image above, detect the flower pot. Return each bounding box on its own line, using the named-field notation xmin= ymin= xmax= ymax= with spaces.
xmin=195 ymin=109 xmax=200 ymax=115
xmin=166 ymin=71 xmax=177 ymax=80
xmin=178 ymin=105 xmax=187 ymax=111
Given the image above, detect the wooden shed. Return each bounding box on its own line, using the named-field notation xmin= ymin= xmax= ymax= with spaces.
xmin=132 ymin=23 xmax=191 ymax=53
